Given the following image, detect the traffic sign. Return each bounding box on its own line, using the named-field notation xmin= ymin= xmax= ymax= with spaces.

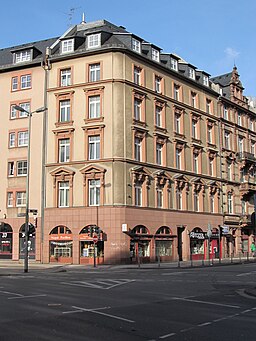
xmin=93 ymin=235 xmax=98 ymax=243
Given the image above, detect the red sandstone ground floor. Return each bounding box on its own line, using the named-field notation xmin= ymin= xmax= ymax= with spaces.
xmin=0 ymin=206 xmax=255 ymax=264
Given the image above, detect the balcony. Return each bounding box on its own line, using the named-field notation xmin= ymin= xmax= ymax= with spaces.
xmin=237 ymin=152 xmax=256 ymax=162
xmin=239 ymin=182 xmax=256 ymax=202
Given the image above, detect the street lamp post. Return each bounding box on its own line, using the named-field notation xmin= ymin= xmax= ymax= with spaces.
xmin=14 ymin=105 xmax=46 ymax=273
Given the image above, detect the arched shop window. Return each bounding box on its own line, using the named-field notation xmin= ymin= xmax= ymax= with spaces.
xmin=19 ymin=223 xmax=36 ymax=259
xmin=155 ymin=226 xmax=174 ymax=260
xmin=130 ymin=225 xmax=151 ymax=259
xmin=49 ymin=225 xmax=73 ymax=263
xmin=79 ymin=225 xmax=104 ymax=264
xmin=0 ymin=223 xmax=13 ymax=259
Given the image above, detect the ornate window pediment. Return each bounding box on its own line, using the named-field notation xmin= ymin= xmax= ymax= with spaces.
xmin=50 ymin=166 xmax=75 ymax=188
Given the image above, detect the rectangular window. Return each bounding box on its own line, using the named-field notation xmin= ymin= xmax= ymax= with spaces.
xmin=176 ymin=148 xmax=181 ymax=169
xmin=134 ymin=98 xmax=142 ymax=121
xmin=227 ymin=161 xmax=232 ymax=181
xmin=134 ymin=66 xmax=141 ymax=85
xmin=9 ymin=133 xmax=15 ymax=148
xmin=17 ymin=160 xmax=28 ymax=176
xmin=8 ymin=162 xmax=14 ymax=176
xmin=59 ymin=138 xmax=70 ymax=163
xmin=16 ymin=191 xmax=26 ymax=207
xmin=238 ymin=112 xmax=242 ymax=126
xmin=89 ymin=179 xmax=100 ymax=206
xmin=210 ymin=195 xmax=214 ymax=213
xmin=15 ymin=50 xmax=31 ymax=63
xmin=58 ymin=181 xmax=69 ymax=207
xmin=19 ymin=102 xmax=30 ymax=118
xmin=223 ymin=106 xmax=228 ymax=120
xmin=171 ymin=58 xmax=178 ymax=71
xmin=88 ymin=135 xmax=100 ymax=160
xmin=61 ymin=39 xmax=74 ymax=54
xmin=155 ymin=105 xmax=162 ymax=127
xmin=238 ymin=136 xmax=244 ymax=153
xmin=59 ymin=100 xmax=71 ymax=122
xmin=251 ymin=142 xmax=255 ymax=155
xmin=206 ymin=99 xmax=211 ymax=114
xmin=188 ymin=67 xmax=195 ymax=80
xmin=156 ymin=143 xmax=162 ymax=165
xmin=191 ymin=92 xmax=196 ymax=108
xmin=20 ymin=74 xmax=31 ymax=89
xmin=209 ymin=158 xmax=214 ymax=176
xmin=7 ymin=192 xmax=13 ymax=207
xmin=12 ymin=77 xmax=18 ymax=91
xmin=134 ymin=137 xmax=142 ymax=161
xmin=193 ymin=153 xmax=198 ymax=173
xmin=207 ymin=125 xmax=213 ymax=143
xmin=250 ymin=119 xmax=254 ymax=131
xmin=60 ymin=68 xmax=71 ymax=86
xmin=88 ymin=33 xmax=101 ymax=48
xmin=10 ymin=105 xmax=17 ymax=119
xmin=132 ymin=38 xmax=141 ymax=53
xmin=89 ymin=95 xmax=100 ymax=119
xmin=155 ymin=76 xmax=161 ymax=93
xmin=203 ymin=75 xmax=209 ymax=86
xmin=152 ymin=48 xmax=160 ymax=62
xmin=18 ymin=131 xmax=28 ymax=147
xmin=227 ymin=193 xmax=233 ymax=214
xmin=157 ymin=189 xmax=163 ymax=208
xmin=175 ymin=113 xmax=181 ymax=133
xmin=174 ymin=85 xmax=180 ymax=101
xmin=89 ymin=63 xmax=100 ymax=82
xmin=135 ymin=185 xmax=142 ymax=206
xmin=192 ymin=119 xmax=197 ymax=139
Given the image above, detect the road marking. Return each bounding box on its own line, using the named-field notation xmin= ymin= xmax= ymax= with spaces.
xmin=8 ymin=294 xmax=47 ymax=300
xmin=0 ymin=290 xmax=23 ymax=296
xmin=162 ymin=272 xmax=190 ymax=276
xmin=63 ymin=306 xmax=110 ymax=314
xmin=61 ymin=279 xmax=135 ymax=290
xmin=237 ymin=271 xmax=256 ymax=277
xmin=72 ymin=305 xmax=135 ymax=323
xmin=171 ymin=297 xmax=240 ymax=309
xmin=198 ymin=322 xmax=212 ymax=327
xmin=159 ymin=332 xmax=176 ymax=338
xmin=241 ymin=309 xmax=252 ymax=314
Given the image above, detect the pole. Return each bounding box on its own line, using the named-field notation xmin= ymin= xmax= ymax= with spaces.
xmin=93 ymin=242 xmax=96 ymax=268
xmin=24 ymin=112 xmax=32 ymax=273
xmin=219 ymin=226 xmax=221 ymax=264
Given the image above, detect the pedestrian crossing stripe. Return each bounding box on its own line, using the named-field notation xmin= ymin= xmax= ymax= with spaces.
xmin=61 ymin=279 xmax=135 ymax=290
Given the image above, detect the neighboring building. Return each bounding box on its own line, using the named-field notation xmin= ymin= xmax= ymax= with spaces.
xmin=0 ymin=19 xmax=254 ymax=264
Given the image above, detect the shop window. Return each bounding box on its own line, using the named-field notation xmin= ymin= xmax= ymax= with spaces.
xmin=49 ymin=225 xmax=73 ymax=262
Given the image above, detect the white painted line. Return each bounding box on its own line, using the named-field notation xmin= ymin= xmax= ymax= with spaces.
xmin=72 ymin=305 xmax=135 ymax=323
xmin=159 ymin=332 xmax=176 ymax=339
xmin=198 ymin=322 xmax=212 ymax=327
xmin=213 ymin=317 xmax=227 ymax=322
xmin=0 ymin=290 xmax=23 ymax=296
xmin=171 ymin=297 xmax=240 ymax=309
xmin=241 ymin=309 xmax=252 ymax=314
xmin=162 ymin=272 xmax=190 ymax=276
xmin=8 ymin=294 xmax=47 ymax=300
xmin=61 ymin=281 xmax=103 ymax=289
xmin=237 ymin=271 xmax=256 ymax=277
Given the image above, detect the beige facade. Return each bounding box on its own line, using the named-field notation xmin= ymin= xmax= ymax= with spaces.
xmin=0 ymin=20 xmax=255 ymax=264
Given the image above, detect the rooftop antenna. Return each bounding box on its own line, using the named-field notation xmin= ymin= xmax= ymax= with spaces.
xmin=64 ymin=7 xmax=81 ymax=27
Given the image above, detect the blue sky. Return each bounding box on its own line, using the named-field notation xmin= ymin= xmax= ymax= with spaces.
xmin=1 ymin=0 xmax=256 ymax=95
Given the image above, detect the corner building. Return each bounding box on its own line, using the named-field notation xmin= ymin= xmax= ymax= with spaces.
xmin=0 ymin=19 xmax=254 ymax=264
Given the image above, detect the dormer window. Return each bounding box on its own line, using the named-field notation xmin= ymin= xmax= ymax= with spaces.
xmin=14 ymin=50 xmax=31 ymax=63
xmin=188 ymin=67 xmax=195 ymax=80
xmin=203 ymin=75 xmax=209 ymax=86
xmin=88 ymin=33 xmax=101 ymax=49
xmin=171 ymin=58 xmax=178 ymax=71
xmin=152 ymin=48 xmax=159 ymax=62
xmin=132 ymin=38 xmax=141 ymax=53
xmin=61 ymin=39 xmax=74 ymax=54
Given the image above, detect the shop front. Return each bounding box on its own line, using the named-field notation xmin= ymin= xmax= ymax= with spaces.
xmin=0 ymin=223 xmax=13 ymax=259
xmin=154 ymin=226 xmax=176 ymax=262
xmin=209 ymin=227 xmax=221 ymax=259
xmin=49 ymin=225 xmax=73 ymax=263
xmin=130 ymin=225 xmax=152 ymax=263
xmin=19 ymin=223 xmax=36 ymax=260
xmin=79 ymin=225 xmax=104 ymax=265
xmin=189 ymin=227 xmax=207 ymax=260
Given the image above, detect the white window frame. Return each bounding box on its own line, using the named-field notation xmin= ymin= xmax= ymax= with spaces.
xmin=134 ymin=137 xmax=142 ymax=161
xmin=10 ymin=105 xmax=17 ymax=119
xmin=155 ymin=105 xmax=162 ymax=127
xmin=12 ymin=77 xmax=18 ymax=91
xmin=207 ymin=125 xmax=213 ymax=143
xmin=60 ymin=68 xmax=71 ymax=86
xmin=175 ymin=113 xmax=181 ymax=133
xmin=174 ymin=85 xmax=180 ymax=101
xmin=157 ymin=188 xmax=163 ymax=208
xmin=61 ymin=39 xmax=74 ymax=54
xmin=88 ymin=33 xmax=101 ymax=49
xmin=134 ymin=66 xmax=141 ymax=85
xmin=192 ymin=119 xmax=197 ymax=139
xmin=89 ymin=95 xmax=100 ymax=119
xmin=152 ymin=48 xmax=160 ymax=62
xmin=210 ymin=195 xmax=215 ymax=213
xmin=8 ymin=162 xmax=14 ymax=176
xmin=7 ymin=192 xmax=13 ymax=207
xmin=193 ymin=153 xmax=199 ymax=173
xmin=194 ymin=192 xmax=199 ymax=212
xmin=16 ymin=191 xmax=26 ymax=207
xmin=155 ymin=76 xmax=161 ymax=93
xmin=20 ymin=74 xmax=31 ymax=89
xmin=17 ymin=160 xmax=28 ymax=176
xmin=135 ymin=185 xmax=142 ymax=206
xmin=176 ymin=190 xmax=182 ymax=210
xmin=223 ymin=106 xmax=228 ymax=120
xmin=19 ymin=102 xmax=30 ymax=118
xmin=156 ymin=143 xmax=162 ymax=165
xmin=176 ymin=148 xmax=181 ymax=169
xmin=134 ymin=98 xmax=142 ymax=121
xmin=58 ymin=181 xmax=69 ymax=207
xmin=227 ymin=193 xmax=233 ymax=214
xmin=132 ymin=38 xmax=141 ymax=53
xmin=59 ymin=138 xmax=70 ymax=163
xmin=209 ymin=158 xmax=214 ymax=176
xmin=89 ymin=63 xmax=100 ymax=82
xmin=171 ymin=58 xmax=178 ymax=71
xmin=18 ymin=131 xmax=28 ymax=147
xmin=15 ymin=50 xmax=31 ymax=63
xmin=203 ymin=75 xmax=209 ymax=86
xmin=224 ymin=131 xmax=230 ymax=149
xmin=88 ymin=135 xmax=100 ymax=160
xmin=89 ymin=179 xmax=100 ymax=206
xmin=9 ymin=133 xmax=15 ymax=148
xmin=188 ymin=67 xmax=195 ymax=80
xmin=59 ymin=100 xmax=71 ymax=122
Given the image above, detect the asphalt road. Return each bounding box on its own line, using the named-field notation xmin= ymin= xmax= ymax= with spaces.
xmin=0 ymin=263 xmax=256 ymax=340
